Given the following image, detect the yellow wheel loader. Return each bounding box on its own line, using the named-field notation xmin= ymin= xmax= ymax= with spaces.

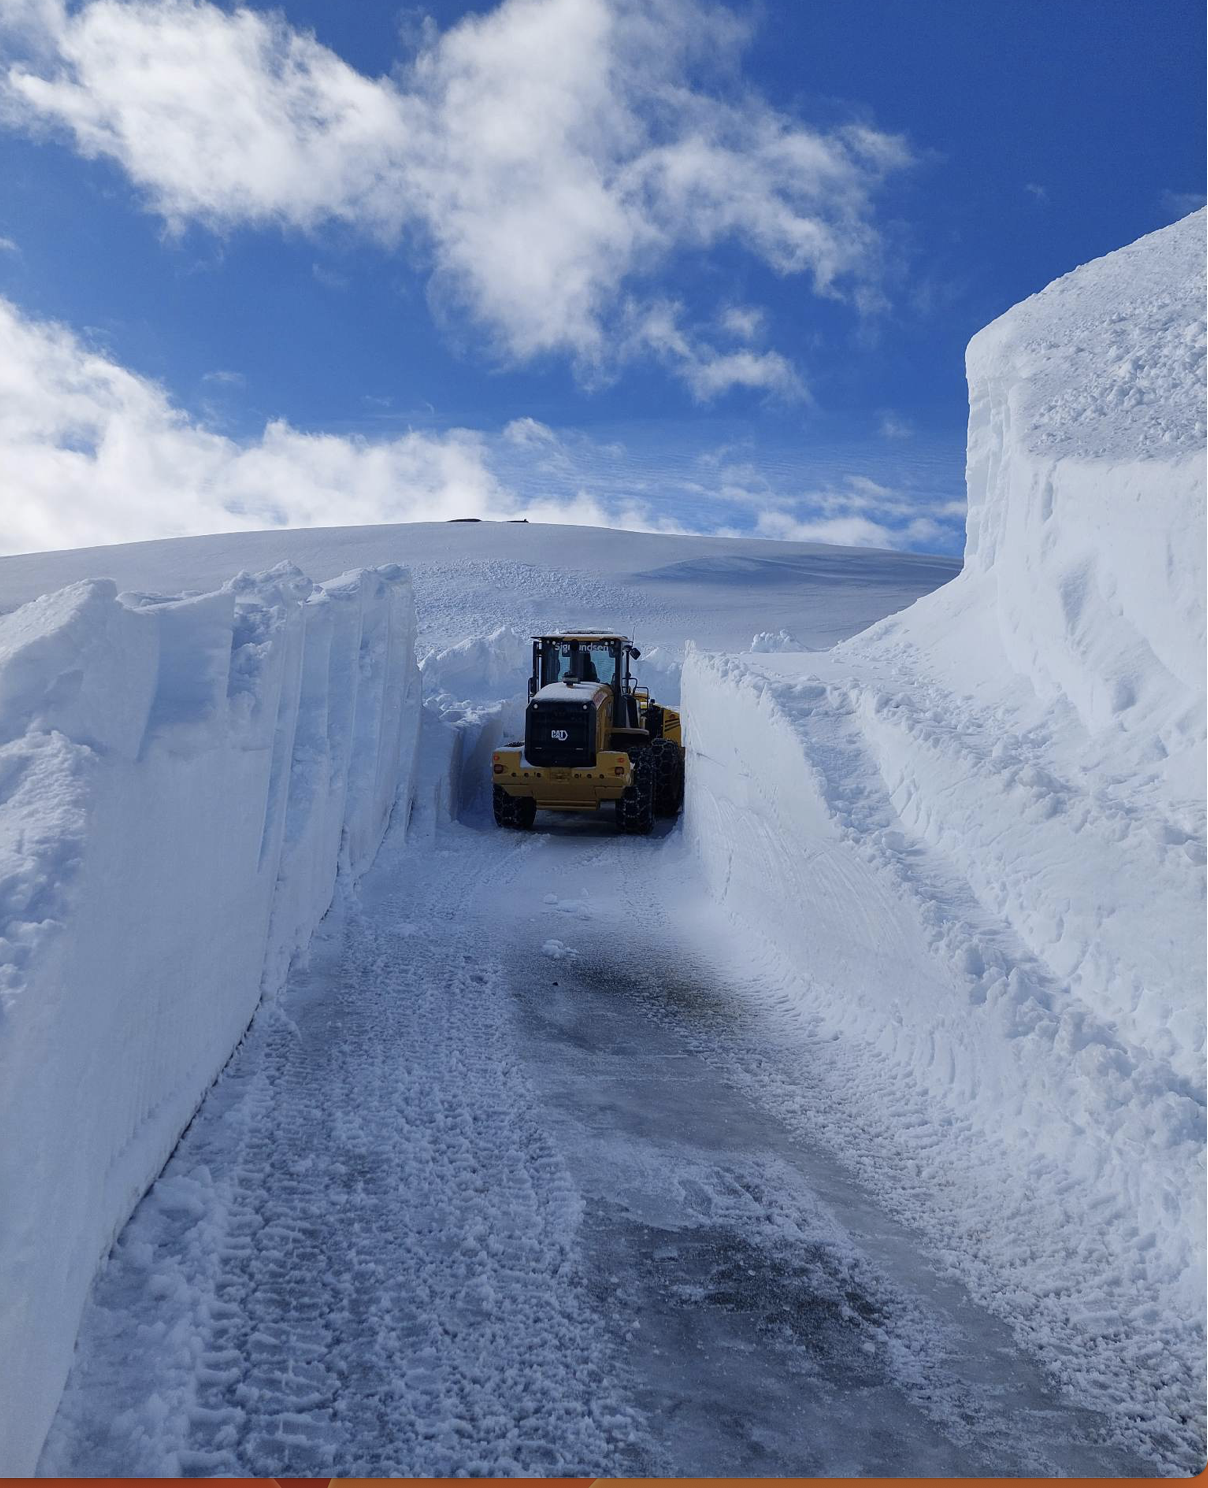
xmin=491 ymin=632 xmax=684 ymax=835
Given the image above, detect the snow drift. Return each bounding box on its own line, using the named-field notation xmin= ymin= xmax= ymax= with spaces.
xmin=684 ymin=212 xmax=1206 ymax=1465
xmin=0 ymin=562 xmax=420 ymax=1473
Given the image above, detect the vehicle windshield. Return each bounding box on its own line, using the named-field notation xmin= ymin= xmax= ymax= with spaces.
xmin=538 ymin=639 xmax=621 ymax=690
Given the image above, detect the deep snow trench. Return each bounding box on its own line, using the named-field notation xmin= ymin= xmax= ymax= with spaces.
xmin=38 ymin=710 xmax=1150 ymax=1478
xmin=8 ymin=211 xmax=1205 ymax=1476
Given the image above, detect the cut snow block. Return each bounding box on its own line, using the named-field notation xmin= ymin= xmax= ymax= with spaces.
xmin=0 ymin=563 xmax=420 ymax=1473
xmin=960 ymin=208 xmax=1206 ymax=768
xmin=0 ymin=579 xmax=157 ymax=757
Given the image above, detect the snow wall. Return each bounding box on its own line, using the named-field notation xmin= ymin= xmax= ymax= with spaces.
xmin=841 ymin=210 xmax=1207 ymax=1078
xmin=683 ymin=212 xmax=1205 ymax=1453
xmin=958 ymin=208 xmax=1206 ymax=789
xmin=0 ymin=561 xmax=421 ymax=1472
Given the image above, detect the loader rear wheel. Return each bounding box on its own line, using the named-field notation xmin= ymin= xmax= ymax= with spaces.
xmin=493 ymin=785 xmax=536 ymax=830
xmin=650 ymin=737 xmax=684 ymax=817
xmin=615 ymin=750 xmax=655 ymax=835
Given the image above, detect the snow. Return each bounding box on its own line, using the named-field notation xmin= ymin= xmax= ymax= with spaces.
xmin=34 ymin=775 xmax=1147 ymax=1478
xmin=39 ymin=821 xmax=642 ymax=1478
xmin=0 ymin=217 xmax=1203 ymax=1475
xmin=0 ymin=562 xmax=420 ymax=1473
xmin=419 ymin=624 xmax=530 ymax=704
xmin=0 ymin=520 xmax=952 ymax=1473
xmin=532 ymin=681 xmax=604 ymax=703
xmin=749 ymin=627 xmax=808 ymax=652
xmin=541 ymin=937 xmax=581 ymax=961
xmin=682 ymin=211 xmax=1206 ymax=1465
xmin=0 ymin=520 xmax=960 ymax=666
xmin=955 ymin=208 xmax=1206 ymax=795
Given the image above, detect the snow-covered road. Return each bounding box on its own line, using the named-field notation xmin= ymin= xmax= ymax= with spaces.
xmin=9 ymin=211 xmax=1202 ymax=1478
xmin=39 ymin=715 xmax=1147 ymax=1478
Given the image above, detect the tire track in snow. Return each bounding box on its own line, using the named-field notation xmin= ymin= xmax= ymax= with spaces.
xmin=41 ymin=815 xmax=639 ymax=1478
xmin=684 ymin=658 xmax=1201 ymax=1471
xmin=38 ymin=717 xmax=1158 ymax=1477
xmin=505 ymin=873 xmax=1146 ymax=1477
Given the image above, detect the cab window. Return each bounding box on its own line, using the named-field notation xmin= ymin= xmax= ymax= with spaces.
xmin=539 ymin=640 xmax=563 ymax=686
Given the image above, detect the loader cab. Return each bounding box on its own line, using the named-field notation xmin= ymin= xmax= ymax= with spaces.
xmin=525 ymin=633 xmax=647 ymax=766
xmin=528 ymin=633 xmax=640 ymax=711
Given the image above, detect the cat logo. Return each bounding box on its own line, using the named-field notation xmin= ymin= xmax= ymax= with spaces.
xmin=551 ymin=728 xmax=569 ymax=741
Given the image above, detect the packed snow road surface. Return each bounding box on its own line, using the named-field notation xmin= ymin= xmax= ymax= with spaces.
xmin=40 ymin=754 xmax=1146 ymax=1478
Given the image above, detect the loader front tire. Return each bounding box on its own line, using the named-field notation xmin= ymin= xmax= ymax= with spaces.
xmin=494 ymin=785 xmax=536 ymax=830
xmin=615 ymin=750 xmax=655 ymax=835
xmin=650 ymin=737 xmax=684 ymax=818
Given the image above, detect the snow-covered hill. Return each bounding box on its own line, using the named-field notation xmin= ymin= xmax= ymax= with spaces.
xmin=0 ymin=521 xmax=958 ymax=666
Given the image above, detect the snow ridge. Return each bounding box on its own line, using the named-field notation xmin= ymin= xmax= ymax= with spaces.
xmin=0 ymin=561 xmax=421 ymax=1474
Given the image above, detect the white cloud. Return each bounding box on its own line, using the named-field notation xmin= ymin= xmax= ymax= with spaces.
xmin=0 ymin=294 xmax=498 ymax=553
xmin=754 ymin=510 xmax=901 ymax=548
xmin=631 ymin=299 xmax=805 ymax=400
xmin=502 ymin=415 xmax=558 ymax=446
xmin=2 ymin=0 xmax=912 ymax=386
xmin=0 ymin=233 xmax=18 ymax=252
xmin=0 ymin=294 xmax=712 ymax=554
xmin=311 ymin=261 xmax=350 ymax=290
xmin=491 ymin=426 xmax=964 ymax=551
xmin=753 ymin=509 xmax=949 ymax=549
xmin=200 ymin=368 xmax=244 ymax=386
xmin=719 ymin=304 xmax=764 ymax=341
xmin=878 ymin=411 xmax=912 ymax=439
xmin=519 ymin=489 xmax=694 ymax=535
xmin=737 ymin=470 xmax=963 ymax=551
xmin=843 ymin=473 xmax=892 ymax=499
xmin=3 ymin=0 xmax=413 ymax=236
xmin=1159 ymin=188 xmax=1206 ymax=220
xmin=1024 ymin=182 xmax=1048 ymax=203
xmin=685 ymin=348 xmax=802 ymax=400
xmin=0 ymin=293 xmax=960 ymax=558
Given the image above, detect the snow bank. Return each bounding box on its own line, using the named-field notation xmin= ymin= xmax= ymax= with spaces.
xmin=684 ymin=651 xmax=1203 ymax=1444
xmin=0 ymin=562 xmax=420 ymax=1473
xmin=683 ymin=214 xmax=1206 ymax=1467
xmin=955 ymin=208 xmax=1206 ymax=789
xmin=843 ymin=211 xmax=1207 ymax=1080
xmin=419 ymin=625 xmax=530 ymax=704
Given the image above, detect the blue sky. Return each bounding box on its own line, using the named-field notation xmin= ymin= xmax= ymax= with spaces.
xmin=0 ymin=0 xmax=1203 ymax=556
